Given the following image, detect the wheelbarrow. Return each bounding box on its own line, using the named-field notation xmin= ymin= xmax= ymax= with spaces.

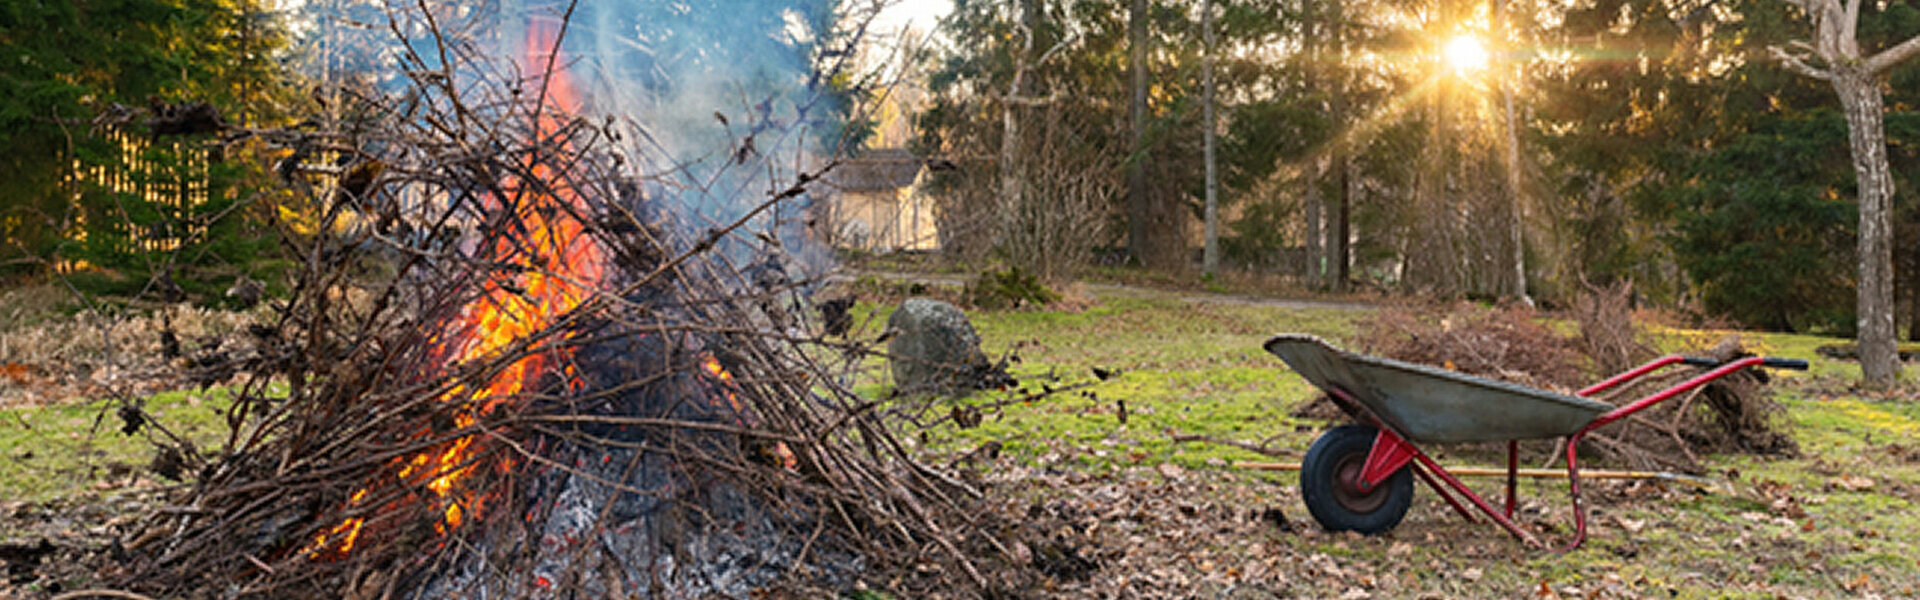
xmin=1265 ymin=334 xmax=1808 ymax=550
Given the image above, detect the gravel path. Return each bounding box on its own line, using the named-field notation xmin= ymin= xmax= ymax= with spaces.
xmin=830 ymin=269 xmax=1376 ymax=312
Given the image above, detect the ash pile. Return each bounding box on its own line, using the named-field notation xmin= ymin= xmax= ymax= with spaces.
xmin=118 ymin=2 xmax=991 ymax=598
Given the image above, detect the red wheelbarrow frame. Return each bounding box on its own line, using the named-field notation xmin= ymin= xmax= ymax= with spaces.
xmin=1326 ymin=354 xmax=1804 ymax=551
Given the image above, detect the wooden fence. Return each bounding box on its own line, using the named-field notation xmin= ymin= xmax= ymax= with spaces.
xmin=62 ymin=127 xmax=217 ymax=256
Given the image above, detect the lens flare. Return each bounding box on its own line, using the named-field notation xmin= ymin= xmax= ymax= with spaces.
xmin=1443 ymin=35 xmax=1490 ymax=74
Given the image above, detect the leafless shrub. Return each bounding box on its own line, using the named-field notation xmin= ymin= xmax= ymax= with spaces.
xmin=1573 ymin=280 xmax=1657 ymax=376
xmin=921 ymin=96 xmax=1118 ymax=283
xmin=996 ymin=110 xmax=1118 ymax=284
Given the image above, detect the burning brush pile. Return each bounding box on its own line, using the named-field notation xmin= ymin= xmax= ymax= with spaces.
xmin=116 ymin=5 xmax=991 ymax=598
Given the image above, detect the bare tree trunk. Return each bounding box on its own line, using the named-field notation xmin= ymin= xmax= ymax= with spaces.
xmin=1768 ymin=0 xmax=1920 ymax=387
xmin=1502 ymin=91 xmax=1528 ymax=304
xmin=1337 ymin=153 xmax=1352 ymax=292
xmin=1836 ymin=70 xmax=1900 ymax=386
xmin=1330 ymin=13 xmax=1353 ymax=292
xmin=1304 ymin=160 xmax=1324 ymax=286
xmin=1301 ymin=18 xmax=1325 ymax=288
xmin=1127 ymin=0 xmax=1149 ymax=266
xmin=999 ymin=0 xmax=1042 ymax=249
xmin=1202 ymin=0 xmax=1219 ymax=279
xmin=999 ymin=104 xmax=1024 ymax=250
xmin=1496 ymin=0 xmax=1531 ymax=307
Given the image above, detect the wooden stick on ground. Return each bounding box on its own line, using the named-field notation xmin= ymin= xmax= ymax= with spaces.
xmin=1234 ymin=461 xmax=1731 ymax=493
xmin=1170 ymin=431 xmax=1302 ymax=458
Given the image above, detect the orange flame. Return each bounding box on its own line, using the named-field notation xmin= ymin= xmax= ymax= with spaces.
xmin=701 ymin=355 xmax=796 ymax=470
xmin=307 ymin=20 xmax=602 ymax=559
xmin=700 ymin=355 xmax=747 ymax=416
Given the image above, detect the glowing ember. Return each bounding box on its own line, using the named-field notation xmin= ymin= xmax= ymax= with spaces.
xmin=701 ymin=354 xmax=748 ymax=415
xmin=307 ymin=19 xmax=603 ymax=559
xmin=702 ymin=354 xmax=796 ymax=470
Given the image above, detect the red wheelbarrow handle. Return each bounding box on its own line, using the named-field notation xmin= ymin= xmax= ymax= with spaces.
xmin=1557 ymin=354 xmax=1800 ymax=551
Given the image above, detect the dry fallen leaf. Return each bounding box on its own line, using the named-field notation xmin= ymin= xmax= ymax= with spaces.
xmin=1613 ymin=516 xmax=1645 ymax=533
xmin=1831 ymin=475 xmax=1875 ymax=492
xmin=1845 ymin=572 xmax=1873 ymax=592
xmin=1157 ymin=462 xmax=1185 ymax=480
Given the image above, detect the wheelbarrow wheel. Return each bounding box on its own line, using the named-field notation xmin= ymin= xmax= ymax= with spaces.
xmin=1300 ymin=424 xmax=1413 ymax=534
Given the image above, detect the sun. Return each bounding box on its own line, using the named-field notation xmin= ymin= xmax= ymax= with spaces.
xmin=1442 ymin=35 xmax=1490 ymax=73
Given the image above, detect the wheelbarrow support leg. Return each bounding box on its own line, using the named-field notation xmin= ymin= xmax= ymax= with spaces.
xmin=1558 ymin=431 xmax=1592 ymax=552
xmin=1410 ymin=462 xmax=1479 ymax=524
xmin=1407 ymin=449 xmax=1545 ymax=548
xmin=1506 ymin=440 xmax=1519 ymax=519
xmin=1361 ymin=429 xmax=1418 ymax=490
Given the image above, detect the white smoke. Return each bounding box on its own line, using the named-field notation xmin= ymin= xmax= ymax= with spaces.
xmin=512 ymin=0 xmax=857 ymax=279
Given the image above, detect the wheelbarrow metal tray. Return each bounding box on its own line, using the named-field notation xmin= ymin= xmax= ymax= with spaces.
xmin=1266 ymin=335 xmax=1614 ymax=443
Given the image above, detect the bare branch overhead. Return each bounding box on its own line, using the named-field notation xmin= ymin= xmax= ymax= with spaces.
xmin=1768 ymin=45 xmax=1834 ymax=80
xmin=1865 ymin=34 xmax=1920 ymax=75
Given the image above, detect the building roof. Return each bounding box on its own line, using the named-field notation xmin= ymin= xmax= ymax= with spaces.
xmin=823 ymin=148 xmax=924 ymax=192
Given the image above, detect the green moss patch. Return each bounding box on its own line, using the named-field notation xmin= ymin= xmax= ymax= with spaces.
xmin=1 ymin=387 xmax=235 ymax=503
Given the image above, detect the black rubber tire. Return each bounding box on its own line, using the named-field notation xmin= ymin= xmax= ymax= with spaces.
xmin=1300 ymin=424 xmax=1414 ymax=534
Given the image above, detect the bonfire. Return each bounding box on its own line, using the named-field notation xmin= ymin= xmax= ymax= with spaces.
xmin=118 ymin=3 xmax=993 ymax=597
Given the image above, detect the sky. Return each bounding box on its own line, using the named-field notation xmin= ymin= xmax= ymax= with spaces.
xmin=872 ymin=0 xmax=953 ymax=35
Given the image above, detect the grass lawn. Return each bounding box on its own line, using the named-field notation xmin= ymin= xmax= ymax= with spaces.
xmin=0 ymin=388 xmax=235 ymax=504
xmin=3 ymin=283 xmax=1917 ymax=598
xmin=842 ymin=285 xmax=1920 ymax=598
xmin=846 ymin=292 xmax=1362 ymax=470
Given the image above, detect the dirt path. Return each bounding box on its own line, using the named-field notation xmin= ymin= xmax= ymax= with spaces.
xmin=832 ymin=269 xmax=1377 ymax=312
xmin=1080 ymin=282 xmax=1376 ymax=312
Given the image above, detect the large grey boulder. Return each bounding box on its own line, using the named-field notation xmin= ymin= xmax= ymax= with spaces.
xmin=886 ymin=298 xmax=1009 ymax=395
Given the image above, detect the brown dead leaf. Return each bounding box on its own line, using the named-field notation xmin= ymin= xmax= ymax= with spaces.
xmin=1845 ymin=572 xmax=1873 ymax=593
xmin=1769 ymin=497 xmax=1807 ymax=519
xmin=1 ymin=363 xmax=37 ymax=385
xmin=1612 ymin=515 xmax=1645 ymax=533
xmin=1754 ymin=479 xmax=1793 ymax=500
xmin=1157 ymin=462 xmax=1185 ymax=480
xmin=1830 ymin=475 xmax=1875 ymax=492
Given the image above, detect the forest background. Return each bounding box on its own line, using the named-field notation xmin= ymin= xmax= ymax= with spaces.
xmin=2 ymin=0 xmax=1918 ymax=375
